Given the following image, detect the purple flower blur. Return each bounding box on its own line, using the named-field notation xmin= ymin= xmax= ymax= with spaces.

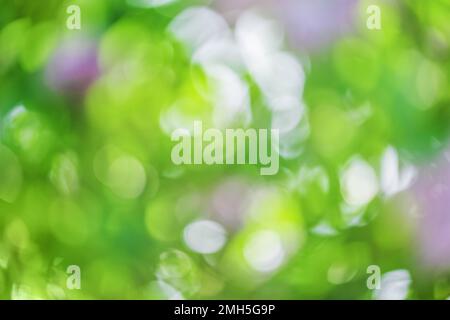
xmin=45 ymin=37 xmax=100 ymax=98
xmin=413 ymin=150 xmax=450 ymax=270
xmin=276 ymin=0 xmax=358 ymax=52
xmin=210 ymin=178 xmax=252 ymax=231
xmin=215 ymin=0 xmax=358 ymax=52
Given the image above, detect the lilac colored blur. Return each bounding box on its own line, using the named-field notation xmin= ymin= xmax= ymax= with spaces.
xmin=210 ymin=178 xmax=252 ymax=231
xmin=45 ymin=37 xmax=100 ymax=98
xmin=413 ymin=149 xmax=450 ymax=270
xmin=215 ymin=0 xmax=358 ymax=51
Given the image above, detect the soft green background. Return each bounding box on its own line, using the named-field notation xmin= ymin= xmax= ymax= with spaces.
xmin=0 ymin=0 xmax=449 ymax=299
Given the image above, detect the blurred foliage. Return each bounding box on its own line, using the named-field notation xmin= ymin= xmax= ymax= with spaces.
xmin=0 ymin=0 xmax=449 ymax=299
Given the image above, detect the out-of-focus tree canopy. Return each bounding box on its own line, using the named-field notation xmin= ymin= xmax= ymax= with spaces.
xmin=0 ymin=0 xmax=449 ymax=299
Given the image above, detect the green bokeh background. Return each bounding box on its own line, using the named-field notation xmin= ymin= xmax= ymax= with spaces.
xmin=0 ymin=0 xmax=449 ymax=299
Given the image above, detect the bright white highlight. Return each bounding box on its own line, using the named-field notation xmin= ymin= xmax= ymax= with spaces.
xmin=341 ymin=157 xmax=378 ymax=207
xmin=374 ymin=270 xmax=411 ymax=300
xmin=183 ymin=220 xmax=227 ymax=254
xmin=380 ymin=146 xmax=416 ymax=197
xmin=244 ymin=230 xmax=285 ymax=273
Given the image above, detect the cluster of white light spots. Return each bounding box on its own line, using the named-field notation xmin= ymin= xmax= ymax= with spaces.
xmin=235 ymin=10 xmax=284 ymax=73
xmin=193 ymin=36 xmax=243 ymax=71
xmin=168 ymin=7 xmax=309 ymax=143
xmin=243 ymin=230 xmax=285 ymax=273
xmin=168 ymin=7 xmax=252 ymax=128
xmin=183 ymin=220 xmax=227 ymax=254
xmin=340 ymin=156 xmax=379 ymax=207
xmin=374 ymin=269 xmax=411 ymax=300
xmin=235 ymin=10 xmax=308 ymax=158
